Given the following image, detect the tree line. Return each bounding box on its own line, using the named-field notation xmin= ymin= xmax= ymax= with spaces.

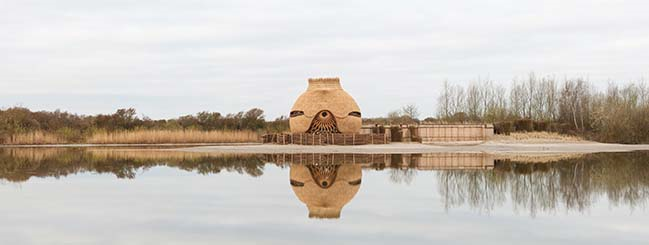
xmin=434 ymin=74 xmax=648 ymax=143
xmin=2 ymin=74 xmax=648 ymax=144
xmin=0 ymin=107 xmax=289 ymax=143
xmin=438 ymin=151 xmax=649 ymax=216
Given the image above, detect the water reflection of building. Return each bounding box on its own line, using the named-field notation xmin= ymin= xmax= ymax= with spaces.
xmin=5 ymin=148 xmax=647 ymax=216
xmin=268 ymin=154 xmax=363 ymax=219
xmin=379 ymin=153 xmax=494 ymax=170
xmin=265 ymin=153 xmax=494 ymax=219
xmin=290 ymin=163 xmax=361 ymax=219
xmin=265 ymin=153 xmax=494 ymax=171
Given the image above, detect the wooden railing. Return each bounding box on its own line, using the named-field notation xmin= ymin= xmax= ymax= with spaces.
xmin=262 ymin=133 xmax=389 ymax=145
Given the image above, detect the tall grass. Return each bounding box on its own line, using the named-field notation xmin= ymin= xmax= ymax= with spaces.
xmin=2 ymin=131 xmax=66 ymax=145
xmin=492 ymin=132 xmax=584 ymax=143
xmin=86 ymin=129 xmax=259 ymax=144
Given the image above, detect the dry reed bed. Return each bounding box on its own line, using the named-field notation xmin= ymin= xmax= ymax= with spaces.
xmin=87 ymin=130 xmax=260 ymax=144
xmin=1 ymin=130 xmax=260 ymax=145
xmin=0 ymin=147 xmax=71 ymax=161
xmin=2 ymin=131 xmax=66 ymax=145
xmin=492 ymin=132 xmax=584 ymax=143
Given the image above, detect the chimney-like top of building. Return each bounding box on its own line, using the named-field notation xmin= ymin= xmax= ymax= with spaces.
xmin=307 ymin=77 xmax=341 ymax=90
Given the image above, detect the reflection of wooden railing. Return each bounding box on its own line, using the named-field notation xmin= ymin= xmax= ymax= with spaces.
xmin=263 ymin=153 xmax=391 ymax=165
xmin=263 ymin=153 xmax=494 ymax=170
xmin=399 ymin=153 xmax=494 ymax=170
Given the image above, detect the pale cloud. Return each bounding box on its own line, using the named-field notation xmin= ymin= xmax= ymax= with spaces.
xmin=1 ymin=0 xmax=648 ymax=118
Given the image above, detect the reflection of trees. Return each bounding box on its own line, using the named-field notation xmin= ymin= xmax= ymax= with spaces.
xmin=439 ymin=170 xmax=507 ymax=213
xmin=4 ymin=149 xmax=648 ymax=216
xmin=386 ymin=154 xmax=418 ymax=184
xmin=389 ymin=169 xmax=417 ymax=184
xmin=438 ymin=152 xmax=649 ymax=216
xmin=0 ymin=148 xmax=265 ymax=182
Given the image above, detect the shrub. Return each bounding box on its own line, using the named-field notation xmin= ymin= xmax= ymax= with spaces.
xmin=514 ymin=119 xmax=534 ymax=132
xmin=494 ymin=121 xmax=514 ymax=135
xmin=533 ymin=121 xmax=549 ymax=131
xmin=390 ymin=126 xmax=402 ymax=142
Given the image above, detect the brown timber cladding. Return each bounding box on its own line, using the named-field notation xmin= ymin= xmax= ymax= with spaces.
xmin=262 ymin=133 xmax=389 ymax=145
xmin=419 ymin=124 xmax=493 ymax=143
xmin=361 ymin=124 xmax=494 ymax=143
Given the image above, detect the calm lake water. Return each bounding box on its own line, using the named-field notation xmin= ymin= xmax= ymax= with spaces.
xmin=1 ymin=148 xmax=648 ymax=245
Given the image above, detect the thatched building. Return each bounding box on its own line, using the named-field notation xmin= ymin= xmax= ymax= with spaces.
xmin=289 ymin=78 xmax=362 ymax=134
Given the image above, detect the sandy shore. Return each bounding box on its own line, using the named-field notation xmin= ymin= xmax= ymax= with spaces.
xmin=175 ymin=142 xmax=649 ymax=154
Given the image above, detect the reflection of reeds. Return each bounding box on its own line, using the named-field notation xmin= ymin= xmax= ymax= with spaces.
xmin=86 ymin=148 xmax=238 ymax=160
xmin=2 ymin=131 xmax=66 ymax=145
xmin=0 ymin=148 xmax=266 ymax=182
xmin=0 ymin=147 xmax=71 ymax=161
xmin=494 ymin=153 xmax=585 ymax=163
xmin=87 ymin=130 xmax=259 ymax=144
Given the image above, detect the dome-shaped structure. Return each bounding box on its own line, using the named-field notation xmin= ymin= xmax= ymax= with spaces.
xmin=289 ymin=78 xmax=362 ymax=134
xmin=289 ymin=163 xmax=362 ymax=219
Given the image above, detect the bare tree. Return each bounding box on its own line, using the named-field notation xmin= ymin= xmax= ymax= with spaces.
xmin=466 ymin=82 xmax=482 ymax=120
xmin=401 ymin=104 xmax=420 ymax=120
xmin=541 ymin=77 xmax=558 ymax=120
xmin=510 ymin=80 xmax=527 ymax=118
xmin=451 ymin=85 xmax=466 ymax=118
xmin=559 ymin=79 xmax=592 ymax=131
xmin=438 ymin=81 xmax=452 ymax=118
xmin=387 ymin=110 xmax=402 ymax=124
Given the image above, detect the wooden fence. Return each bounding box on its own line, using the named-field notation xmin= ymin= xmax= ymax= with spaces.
xmin=361 ymin=124 xmax=494 ymax=143
xmin=418 ymin=124 xmax=493 ymax=143
xmin=262 ymin=133 xmax=389 ymax=145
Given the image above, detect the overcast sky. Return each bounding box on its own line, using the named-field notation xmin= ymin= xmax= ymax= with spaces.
xmin=1 ymin=0 xmax=648 ymax=119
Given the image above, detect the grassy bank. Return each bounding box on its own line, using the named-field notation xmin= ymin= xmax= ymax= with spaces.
xmin=1 ymin=129 xmax=260 ymax=145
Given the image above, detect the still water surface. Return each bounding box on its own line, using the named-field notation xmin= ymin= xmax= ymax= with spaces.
xmin=1 ymin=148 xmax=648 ymax=244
